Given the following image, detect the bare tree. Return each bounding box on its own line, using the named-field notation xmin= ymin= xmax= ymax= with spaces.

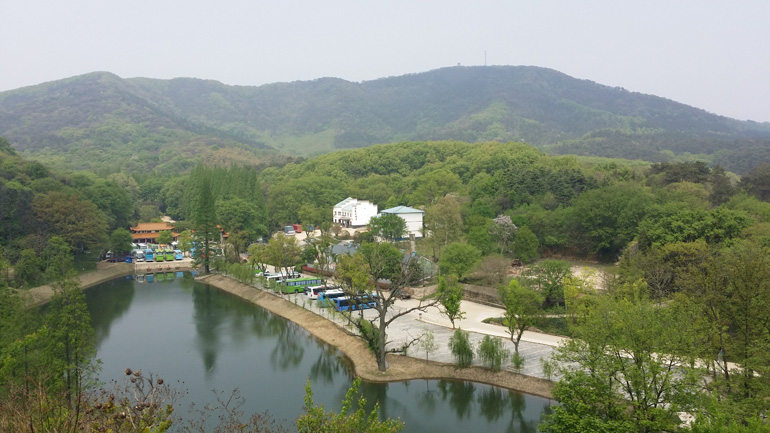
xmin=335 ymin=241 xmax=444 ymax=372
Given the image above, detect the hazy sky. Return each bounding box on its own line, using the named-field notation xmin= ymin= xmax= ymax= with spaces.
xmin=2 ymin=1 xmax=769 ymax=122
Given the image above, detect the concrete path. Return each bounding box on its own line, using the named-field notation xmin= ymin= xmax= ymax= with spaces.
xmin=279 ymin=289 xmax=563 ymax=380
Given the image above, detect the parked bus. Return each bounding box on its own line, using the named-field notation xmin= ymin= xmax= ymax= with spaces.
xmin=317 ymin=289 xmax=345 ymax=307
xmin=164 ymin=248 xmax=174 ymax=261
xmin=134 ymin=250 xmax=145 ymax=262
xmin=334 ymin=293 xmax=377 ymax=312
xmin=305 ymin=285 xmax=332 ymax=300
xmin=144 ymin=248 xmax=154 ymax=262
xmin=174 ymin=249 xmax=184 ymax=260
xmin=278 ymin=277 xmax=325 ymax=294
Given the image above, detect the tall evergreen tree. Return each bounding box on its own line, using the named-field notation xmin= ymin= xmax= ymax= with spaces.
xmin=193 ymin=170 xmax=218 ymax=273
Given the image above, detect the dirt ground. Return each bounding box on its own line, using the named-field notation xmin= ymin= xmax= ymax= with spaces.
xmin=201 ymin=274 xmax=553 ymax=398
xmin=24 ymin=262 xmax=133 ymax=306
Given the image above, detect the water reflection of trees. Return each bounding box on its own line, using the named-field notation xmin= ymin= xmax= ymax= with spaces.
xmin=85 ymin=277 xmax=135 ymax=346
xmin=309 ymin=344 xmax=344 ymax=384
xmin=437 ymin=380 xmax=476 ymax=419
xmin=270 ymin=321 xmax=305 ymax=371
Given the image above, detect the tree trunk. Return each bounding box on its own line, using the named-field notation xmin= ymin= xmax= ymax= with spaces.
xmin=377 ymin=314 xmax=388 ymax=371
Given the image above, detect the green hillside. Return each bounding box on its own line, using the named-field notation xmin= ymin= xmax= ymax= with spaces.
xmin=1 ymin=66 xmax=769 ymax=173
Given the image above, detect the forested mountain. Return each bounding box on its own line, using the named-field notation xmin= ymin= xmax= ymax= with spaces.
xmin=1 ymin=66 xmax=769 ymax=173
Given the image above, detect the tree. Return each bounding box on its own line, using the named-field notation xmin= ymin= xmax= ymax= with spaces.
xmin=368 ymin=213 xmax=408 ymax=242
xmin=438 ymin=242 xmax=481 ymax=280
xmin=437 ymin=276 xmax=465 ymax=328
xmin=423 ymin=194 xmax=464 ymax=259
xmin=177 ymin=229 xmax=193 ymax=257
xmin=448 ymin=328 xmax=474 ymax=368
xmin=43 ymin=235 xmax=74 ymax=282
xmin=33 ymin=192 xmax=108 ymax=252
xmin=498 ymin=280 xmax=543 ymax=354
xmin=247 ymin=242 xmax=269 ymax=273
xmin=297 ymin=377 xmax=403 ymax=433
xmin=43 ymin=275 xmax=97 ymax=407
xmin=490 ymin=214 xmax=518 ymax=255
xmin=477 ymin=335 xmax=510 ymax=372
xmin=520 ymin=260 xmax=572 ymax=308
xmin=541 ymin=291 xmax=701 ymax=433
xmin=14 ymin=249 xmax=42 ymax=288
xmin=266 ymin=233 xmax=302 ymax=279
xmin=156 ymin=229 xmax=174 ymax=246
xmin=192 ymin=171 xmax=218 ymax=273
xmin=335 ymin=241 xmax=442 ymax=371
xmin=417 ymin=331 xmax=438 ymax=361
xmin=110 ymin=228 xmax=135 ymax=255
xmin=512 ymin=226 xmax=540 ymax=263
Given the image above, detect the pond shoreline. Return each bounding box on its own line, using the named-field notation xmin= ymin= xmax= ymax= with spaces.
xmin=200 ymin=274 xmax=554 ymax=399
xmin=26 ymin=266 xmax=553 ymax=399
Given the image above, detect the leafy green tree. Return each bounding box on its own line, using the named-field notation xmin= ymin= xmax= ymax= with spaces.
xmin=14 ymin=248 xmax=41 ymax=288
xmin=438 ymin=242 xmax=481 ymax=280
xmin=177 ymin=229 xmax=193 ymax=257
xmin=297 ymin=378 xmax=404 ymax=433
xmin=512 ymin=226 xmax=540 ymax=263
xmin=423 ymin=194 xmax=464 ymax=259
xmin=43 ymin=276 xmax=97 ymax=406
xmin=448 ymin=328 xmax=474 ymax=368
xmin=566 ymin=183 xmax=653 ymax=259
xmin=542 ymin=291 xmax=701 ymax=433
xmin=368 ymin=213 xmax=408 ymax=242
xmin=437 ymin=276 xmax=465 ymax=328
xmin=43 ymin=235 xmax=74 ymax=282
xmin=33 ymin=192 xmax=108 ymax=252
xmin=499 ymin=279 xmax=543 ymax=354
xmin=266 ymin=233 xmax=302 ymax=278
xmin=520 ymin=259 xmax=572 ymax=307
xmin=739 ymin=163 xmax=770 ymax=201
xmin=109 ymin=228 xmax=135 ymax=255
xmin=418 ymin=331 xmax=438 ymax=361
xmin=156 ymin=229 xmax=174 ymax=246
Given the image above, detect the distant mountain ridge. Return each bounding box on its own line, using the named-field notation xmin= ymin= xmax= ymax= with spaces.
xmin=1 ymin=66 xmax=768 ymax=173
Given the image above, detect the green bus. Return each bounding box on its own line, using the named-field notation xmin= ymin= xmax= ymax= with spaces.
xmin=164 ymin=248 xmax=174 ymax=261
xmin=278 ymin=277 xmax=325 ymax=294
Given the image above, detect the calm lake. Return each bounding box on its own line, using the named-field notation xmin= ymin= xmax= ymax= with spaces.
xmin=85 ymin=273 xmax=552 ymax=432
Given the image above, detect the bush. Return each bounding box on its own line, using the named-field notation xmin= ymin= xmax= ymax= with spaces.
xmin=477 ymin=335 xmax=510 ymax=372
xmin=448 ymin=328 xmax=474 ymax=368
xmin=511 ymin=351 xmax=525 ymax=372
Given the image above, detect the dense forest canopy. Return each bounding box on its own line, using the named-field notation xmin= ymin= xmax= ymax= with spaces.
xmin=5 ymin=134 xmax=770 ymax=430
xmin=2 ymin=66 xmax=769 ymax=174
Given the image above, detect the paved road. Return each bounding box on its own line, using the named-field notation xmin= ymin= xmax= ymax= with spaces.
xmin=282 ymin=289 xmax=562 ymax=380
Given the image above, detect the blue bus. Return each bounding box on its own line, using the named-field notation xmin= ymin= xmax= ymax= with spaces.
xmin=144 ymin=248 xmax=154 ymax=262
xmin=174 ymin=249 xmax=184 ymax=260
xmin=334 ymin=293 xmax=377 ymax=312
xmin=317 ymin=289 xmax=345 ymax=307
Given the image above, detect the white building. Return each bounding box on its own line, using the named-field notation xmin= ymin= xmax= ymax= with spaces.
xmin=379 ymin=205 xmax=425 ymax=238
xmin=333 ymin=197 xmax=378 ymax=228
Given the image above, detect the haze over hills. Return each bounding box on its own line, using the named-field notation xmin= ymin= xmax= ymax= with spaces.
xmin=1 ymin=65 xmax=769 ymax=174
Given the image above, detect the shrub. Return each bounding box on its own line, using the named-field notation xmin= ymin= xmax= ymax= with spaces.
xmin=511 ymin=351 xmax=525 ymax=372
xmin=448 ymin=328 xmax=474 ymax=367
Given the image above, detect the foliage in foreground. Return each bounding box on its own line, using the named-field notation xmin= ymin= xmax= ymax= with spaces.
xmin=297 ymin=377 xmax=403 ymax=433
